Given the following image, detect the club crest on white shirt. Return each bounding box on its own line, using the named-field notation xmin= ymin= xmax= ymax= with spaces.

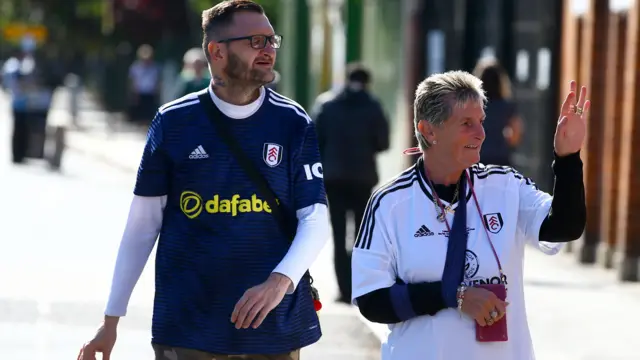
xmin=483 ymin=212 xmax=504 ymax=234
xmin=464 ymin=250 xmax=480 ymax=279
xmin=263 ymin=143 xmax=283 ymax=167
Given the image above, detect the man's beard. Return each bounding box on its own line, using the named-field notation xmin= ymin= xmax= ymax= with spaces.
xmin=224 ymin=52 xmax=275 ymax=86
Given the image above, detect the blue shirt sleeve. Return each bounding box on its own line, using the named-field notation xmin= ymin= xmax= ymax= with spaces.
xmin=292 ymin=121 xmax=327 ymax=210
xmin=134 ymin=112 xmax=170 ymax=196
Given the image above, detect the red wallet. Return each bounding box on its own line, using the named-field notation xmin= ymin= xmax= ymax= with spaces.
xmin=475 ymin=283 xmax=508 ymax=342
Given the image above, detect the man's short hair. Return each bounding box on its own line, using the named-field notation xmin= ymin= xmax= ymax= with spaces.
xmin=201 ymin=0 xmax=265 ymax=61
xmin=346 ymin=63 xmax=371 ymax=84
xmin=413 ymin=71 xmax=486 ymax=151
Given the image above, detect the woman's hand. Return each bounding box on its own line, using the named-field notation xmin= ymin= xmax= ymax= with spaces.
xmin=554 ymin=80 xmax=590 ymax=157
xmin=460 ymin=286 xmax=508 ymax=326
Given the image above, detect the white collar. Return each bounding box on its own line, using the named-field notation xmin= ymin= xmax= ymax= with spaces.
xmin=207 ymin=85 xmax=265 ymax=119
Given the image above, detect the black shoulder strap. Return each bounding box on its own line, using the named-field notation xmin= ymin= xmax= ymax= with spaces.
xmin=197 ymin=91 xmax=294 ymax=239
xmin=198 ymin=90 xmax=315 ymax=291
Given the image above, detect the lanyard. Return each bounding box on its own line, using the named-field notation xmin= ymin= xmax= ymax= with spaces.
xmin=425 ymin=169 xmax=505 ymax=282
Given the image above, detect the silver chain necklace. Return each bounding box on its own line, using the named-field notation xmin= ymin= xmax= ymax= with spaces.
xmin=430 ymin=183 xmax=460 ymax=222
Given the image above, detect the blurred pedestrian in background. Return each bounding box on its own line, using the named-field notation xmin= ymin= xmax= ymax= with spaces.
xmin=173 ymin=47 xmax=211 ymax=99
xmin=312 ymin=63 xmax=389 ymax=303
xmin=127 ymin=44 xmax=161 ymax=125
xmin=2 ymin=38 xmax=56 ymax=164
xmin=473 ymin=57 xmax=523 ymax=167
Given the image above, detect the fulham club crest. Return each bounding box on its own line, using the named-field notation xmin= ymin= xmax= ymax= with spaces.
xmin=483 ymin=213 xmax=504 ymax=234
xmin=263 ymin=143 xmax=283 ymax=167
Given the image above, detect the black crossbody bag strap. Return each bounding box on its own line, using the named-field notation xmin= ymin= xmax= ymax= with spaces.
xmin=198 ymin=92 xmax=291 ymax=237
xmin=197 ymin=91 xmax=316 ymax=291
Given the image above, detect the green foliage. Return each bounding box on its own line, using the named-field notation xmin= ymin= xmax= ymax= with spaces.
xmin=74 ymin=0 xmax=105 ymax=18
xmin=0 ymin=0 xmax=106 ymax=57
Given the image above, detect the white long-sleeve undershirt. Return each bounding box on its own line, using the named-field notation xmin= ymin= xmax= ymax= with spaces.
xmin=104 ymin=196 xmax=330 ymax=316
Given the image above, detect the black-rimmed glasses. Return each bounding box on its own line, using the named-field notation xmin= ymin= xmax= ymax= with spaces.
xmin=218 ymin=34 xmax=282 ymax=49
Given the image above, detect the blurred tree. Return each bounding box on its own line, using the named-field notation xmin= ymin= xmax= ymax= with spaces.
xmin=0 ymin=0 xmax=281 ymax=110
xmin=0 ymin=0 xmax=107 ymax=55
xmin=0 ymin=0 xmax=280 ymax=57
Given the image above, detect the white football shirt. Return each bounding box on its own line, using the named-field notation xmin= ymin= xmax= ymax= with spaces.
xmin=352 ymin=158 xmax=561 ymax=360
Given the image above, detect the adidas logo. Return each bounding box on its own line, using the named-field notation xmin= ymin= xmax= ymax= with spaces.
xmin=414 ymin=225 xmax=434 ymax=237
xmin=189 ymin=145 xmax=209 ymax=159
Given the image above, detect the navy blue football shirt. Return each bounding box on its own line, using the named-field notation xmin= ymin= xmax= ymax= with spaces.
xmin=134 ymin=87 xmax=326 ymax=354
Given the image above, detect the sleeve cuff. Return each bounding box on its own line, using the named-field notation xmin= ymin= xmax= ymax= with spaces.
xmin=270 ymin=268 xmax=301 ymax=295
xmin=552 ymin=151 xmax=583 ymax=178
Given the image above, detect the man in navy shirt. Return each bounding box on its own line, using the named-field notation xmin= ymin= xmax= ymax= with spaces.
xmin=78 ymin=1 xmax=330 ymax=359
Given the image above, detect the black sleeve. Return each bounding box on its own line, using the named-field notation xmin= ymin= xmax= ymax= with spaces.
xmin=355 ymin=281 xmax=447 ymax=324
xmin=538 ymin=151 xmax=586 ymax=242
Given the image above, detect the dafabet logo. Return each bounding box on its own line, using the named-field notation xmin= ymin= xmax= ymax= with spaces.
xmin=179 ymin=191 xmax=276 ymax=219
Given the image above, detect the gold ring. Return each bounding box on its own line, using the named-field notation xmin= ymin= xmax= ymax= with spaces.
xmin=575 ymin=106 xmax=584 ymax=115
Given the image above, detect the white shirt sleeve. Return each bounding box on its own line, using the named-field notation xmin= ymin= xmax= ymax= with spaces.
xmin=104 ymin=195 xmax=166 ymax=316
xmin=515 ymin=174 xmax=560 ymax=255
xmin=351 ymin=197 xmax=397 ymax=304
xmin=272 ymin=203 xmax=330 ymax=294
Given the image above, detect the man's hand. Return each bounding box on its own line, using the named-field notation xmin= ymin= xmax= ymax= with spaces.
xmin=460 ymin=287 xmax=508 ymax=327
xmin=231 ymin=273 xmax=292 ymax=330
xmin=77 ymin=317 xmax=119 ymax=360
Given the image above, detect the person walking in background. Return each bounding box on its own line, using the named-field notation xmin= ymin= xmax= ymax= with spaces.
xmin=3 ymin=48 xmax=34 ymax=164
xmin=127 ymin=44 xmax=161 ymax=125
xmin=312 ymin=63 xmax=389 ymax=303
xmin=473 ymin=57 xmax=523 ymax=166
xmin=173 ymin=47 xmax=211 ymax=99
xmin=78 ymin=1 xmax=329 ymax=359
xmin=2 ymin=40 xmax=56 ymax=164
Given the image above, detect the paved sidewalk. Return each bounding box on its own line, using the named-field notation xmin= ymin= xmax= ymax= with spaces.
xmin=64 ymin=125 xmax=145 ymax=172
xmin=48 ymin=88 xmax=147 ymax=172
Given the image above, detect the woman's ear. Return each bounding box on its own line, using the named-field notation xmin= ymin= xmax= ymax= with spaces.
xmin=418 ymin=120 xmax=436 ymax=145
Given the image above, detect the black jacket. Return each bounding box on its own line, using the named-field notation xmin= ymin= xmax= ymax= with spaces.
xmin=312 ymin=88 xmax=390 ymax=187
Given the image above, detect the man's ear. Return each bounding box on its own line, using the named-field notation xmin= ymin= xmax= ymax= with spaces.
xmin=208 ymin=42 xmax=224 ymax=61
xmin=417 ymin=120 xmax=437 ymax=144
